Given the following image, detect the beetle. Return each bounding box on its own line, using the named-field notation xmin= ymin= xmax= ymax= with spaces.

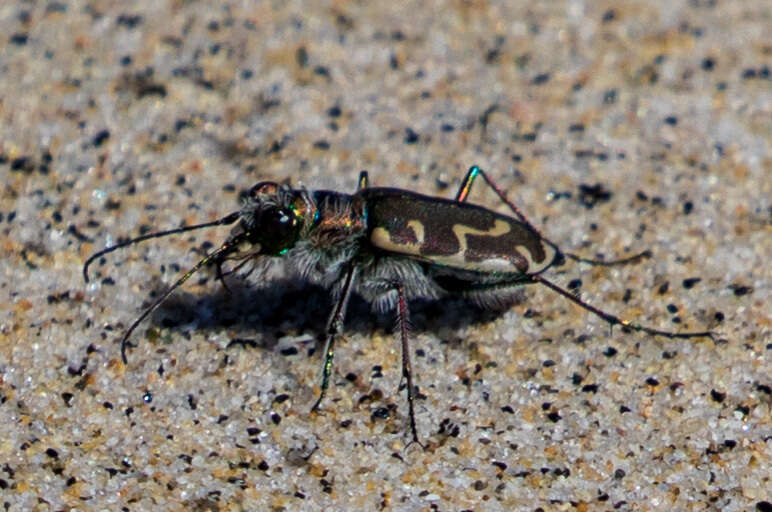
xmin=83 ymin=165 xmax=714 ymax=445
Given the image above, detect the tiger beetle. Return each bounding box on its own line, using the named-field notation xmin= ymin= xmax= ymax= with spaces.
xmin=83 ymin=166 xmax=714 ymax=446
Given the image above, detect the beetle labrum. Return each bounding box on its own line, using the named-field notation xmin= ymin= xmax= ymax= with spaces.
xmin=83 ymin=166 xmax=714 ymax=445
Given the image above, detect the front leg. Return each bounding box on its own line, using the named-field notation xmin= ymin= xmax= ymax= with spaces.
xmin=311 ymin=264 xmax=358 ymax=412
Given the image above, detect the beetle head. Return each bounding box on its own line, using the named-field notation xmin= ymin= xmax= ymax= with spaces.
xmin=82 ymin=180 xmax=318 ymax=363
xmin=230 ymin=181 xmax=313 ymax=257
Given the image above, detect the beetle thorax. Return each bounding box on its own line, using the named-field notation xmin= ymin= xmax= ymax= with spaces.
xmin=307 ymin=191 xmax=367 ymax=249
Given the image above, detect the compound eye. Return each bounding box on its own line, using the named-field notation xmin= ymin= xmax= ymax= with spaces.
xmin=265 ymin=208 xmax=291 ymax=231
xmin=256 ymin=207 xmax=297 ymax=253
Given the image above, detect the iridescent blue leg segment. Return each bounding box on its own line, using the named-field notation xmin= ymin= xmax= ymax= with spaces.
xmin=358 ymin=170 xmax=369 ymax=191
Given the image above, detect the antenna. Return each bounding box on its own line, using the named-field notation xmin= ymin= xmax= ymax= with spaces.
xmin=118 ymin=239 xmax=238 ymax=363
xmin=83 ymin=211 xmax=240 ymax=282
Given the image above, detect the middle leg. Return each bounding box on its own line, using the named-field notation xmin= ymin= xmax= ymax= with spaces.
xmin=311 ymin=264 xmax=358 ymax=412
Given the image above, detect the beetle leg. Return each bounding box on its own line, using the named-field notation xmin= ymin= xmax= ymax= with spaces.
xmin=393 ymin=281 xmax=424 ymax=448
xmin=215 ymin=259 xmax=232 ymax=294
xmin=357 ymin=170 xmax=369 ymax=191
xmin=530 ymin=274 xmax=714 ymax=339
xmin=462 ymin=275 xmax=714 ymax=340
xmin=457 ymin=165 xmax=650 ymax=268
xmin=221 ymin=254 xmax=254 ymax=278
xmin=456 ymin=165 xmax=545 ymax=235
xmin=311 ymin=264 xmax=358 ymax=413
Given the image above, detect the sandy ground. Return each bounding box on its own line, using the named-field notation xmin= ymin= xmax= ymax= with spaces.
xmin=0 ymin=1 xmax=769 ymax=510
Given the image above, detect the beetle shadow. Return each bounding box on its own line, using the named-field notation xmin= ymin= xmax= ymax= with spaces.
xmin=144 ymin=275 xmax=525 ymax=353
